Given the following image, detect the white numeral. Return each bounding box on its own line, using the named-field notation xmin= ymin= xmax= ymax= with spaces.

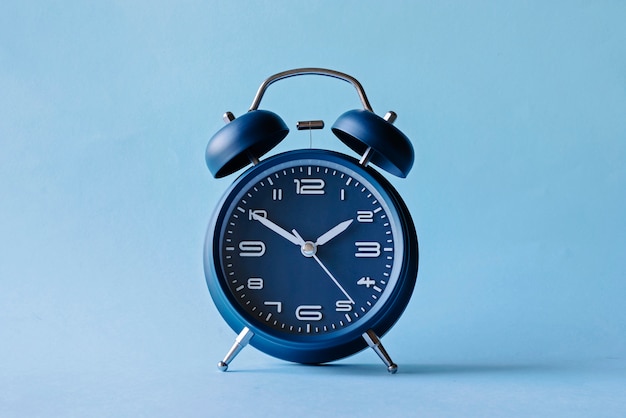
xmin=335 ymin=300 xmax=353 ymax=312
xmin=249 ymin=209 xmax=267 ymax=221
xmin=247 ymin=277 xmax=264 ymax=289
xmin=357 ymin=276 xmax=376 ymax=288
xmin=239 ymin=241 xmax=266 ymax=257
xmin=294 ymin=178 xmax=325 ymax=195
xmin=272 ymin=188 xmax=283 ymax=200
xmin=264 ymin=301 xmax=282 ymax=313
xmin=357 ymin=210 xmax=374 ymax=223
xmin=296 ymin=305 xmax=323 ymax=321
xmin=355 ymin=242 xmax=381 ymax=258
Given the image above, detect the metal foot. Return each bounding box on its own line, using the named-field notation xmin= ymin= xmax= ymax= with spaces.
xmin=362 ymin=329 xmax=398 ymax=374
xmin=217 ymin=327 xmax=254 ymax=372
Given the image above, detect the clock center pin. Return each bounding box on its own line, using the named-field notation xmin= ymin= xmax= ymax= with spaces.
xmin=300 ymin=241 xmax=317 ymax=257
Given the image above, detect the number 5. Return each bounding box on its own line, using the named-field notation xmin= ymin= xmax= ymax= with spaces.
xmin=335 ymin=300 xmax=353 ymax=312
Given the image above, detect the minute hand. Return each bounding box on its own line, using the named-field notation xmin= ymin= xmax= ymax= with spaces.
xmin=252 ymin=213 xmax=301 ymax=246
xmin=315 ymin=219 xmax=354 ymax=246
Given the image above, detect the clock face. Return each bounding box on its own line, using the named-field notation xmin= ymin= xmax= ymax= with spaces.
xmin=207 ymin=150 xmax=415 ymax=350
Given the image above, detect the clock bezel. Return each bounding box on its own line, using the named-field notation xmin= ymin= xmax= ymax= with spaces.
xmin=204 ymin=149 xmax=418 ymax=364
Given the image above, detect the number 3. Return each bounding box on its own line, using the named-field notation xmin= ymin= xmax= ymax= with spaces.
xmin=354 ymin=242 xmax=381 ymax=258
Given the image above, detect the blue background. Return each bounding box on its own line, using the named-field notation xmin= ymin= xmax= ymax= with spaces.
xmin=1 ymin=1 xmax=625 ymax=416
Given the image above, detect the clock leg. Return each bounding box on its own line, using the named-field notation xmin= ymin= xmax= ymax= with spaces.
xmin=217 ymin=326 xmax=254 ymax=372
xmin=362 ymin=329 xmax=398 ymax=374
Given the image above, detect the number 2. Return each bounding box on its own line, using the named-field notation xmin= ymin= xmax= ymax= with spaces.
xmin=357 ymin=210 xmax=374 ymax=223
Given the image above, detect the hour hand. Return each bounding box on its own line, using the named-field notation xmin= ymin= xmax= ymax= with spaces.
xmin=252 ymin=213 xmax=301 ymax=246
xmin=315 ymin=219 xmax=353 ymax=246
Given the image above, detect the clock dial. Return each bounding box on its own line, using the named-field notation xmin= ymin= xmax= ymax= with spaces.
xmin=213 ymin=153 xmax=406 ymax=338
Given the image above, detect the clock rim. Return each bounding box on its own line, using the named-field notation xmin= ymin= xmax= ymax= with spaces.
xmin=204 ymin=149 xmax=418 ymax=364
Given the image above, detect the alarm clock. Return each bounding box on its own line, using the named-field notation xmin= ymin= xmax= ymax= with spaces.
xmin=204 ymin=68 xmax=418 ymax=373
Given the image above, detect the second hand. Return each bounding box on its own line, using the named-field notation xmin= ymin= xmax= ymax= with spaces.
xmin=291 ymin=229 xmax=355 ymax=305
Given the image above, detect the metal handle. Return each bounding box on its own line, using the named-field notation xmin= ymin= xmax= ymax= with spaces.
xmin=249 ymin=68 xmax=374 ymax=112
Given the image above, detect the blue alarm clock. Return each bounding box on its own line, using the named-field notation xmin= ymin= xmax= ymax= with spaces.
xmin=204 ymin=68 xmax=418 ymax=373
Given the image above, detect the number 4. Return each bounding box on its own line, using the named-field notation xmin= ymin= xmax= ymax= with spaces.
xmin=357 ymin=276 xmax=376 ymax=288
